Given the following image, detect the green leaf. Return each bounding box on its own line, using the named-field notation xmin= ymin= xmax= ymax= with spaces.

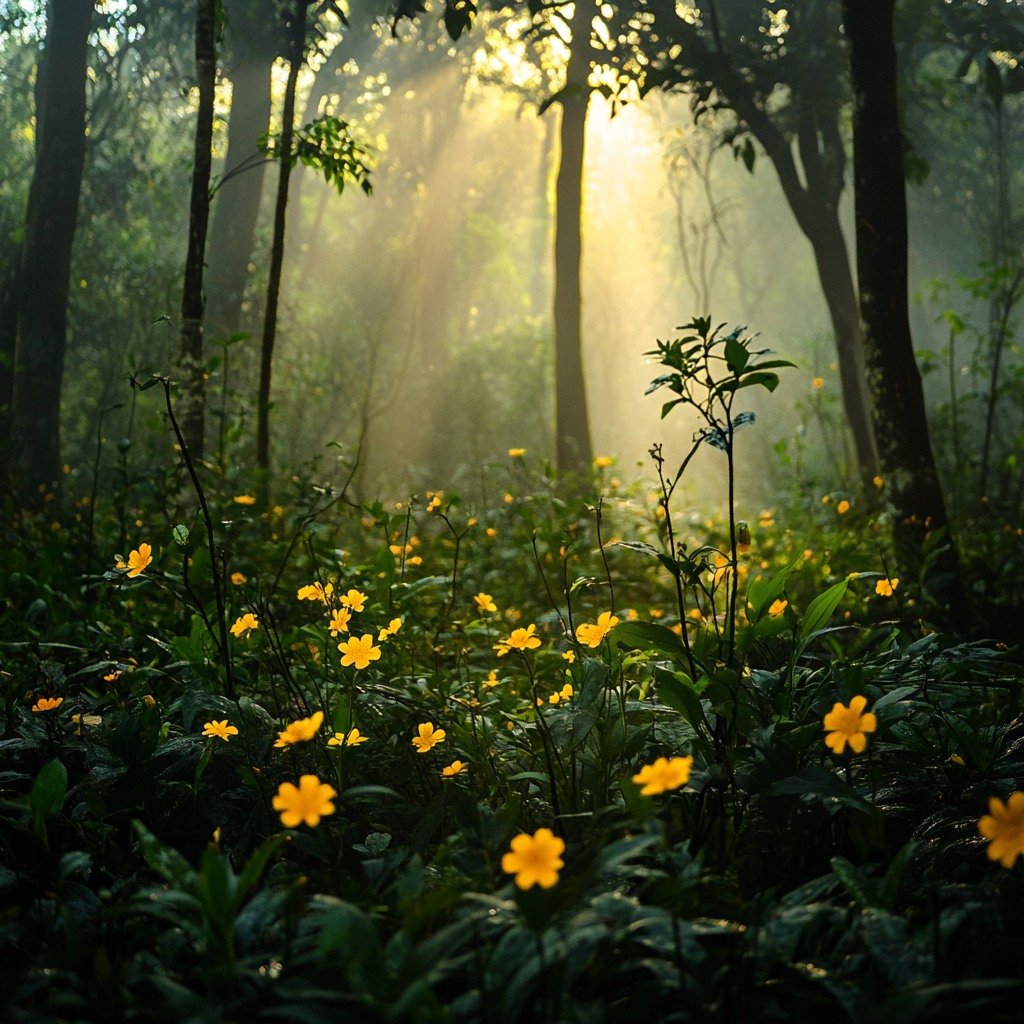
xmin=507 ymin=772 xmax=550 ymax=784
xmin=768 ymin=766 xmax=873 ymax=813
xmin=133 ymin=820 xmax=198 ymax=892
xmin=30 ymin=759 xmax=67 ymax=820
xmin=877 ymin=841 xmax=919 ymax=911
xmin=831 ymin=856 xmax=875 ymax=907
xmin=800 ymin=578 xmax=850 ymax=640
xmin=609 ymin=621 xmax=686 ymax=659
xmin=193 ymin=744 xmax=213 ymax=794
xmin=725 ymin=336 xmax=749 ymax=374
xmin=173 ymin=525 xmax=189 ymax=547
xmin=747 ymin=555 xmax=801 ymax=621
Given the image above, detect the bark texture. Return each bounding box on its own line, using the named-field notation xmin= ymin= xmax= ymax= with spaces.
xmin=553 ymin=12 xmax=593 ymax=474
xmin=844 ymin=0 xmax=956 ymax=580
xmin=11 ymin=0 xmax=93 ymax=501
xmin=0 ymin=238 xmax=19 ymax=492
xmin=177 ymin=0 xmax=218 ymax=459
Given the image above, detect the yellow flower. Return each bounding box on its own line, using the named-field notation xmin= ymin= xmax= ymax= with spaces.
xmin=273 ymin=775 xmax=336 ymax=828
xmin=708 ymin=553 xmax=730 ymax=584
xmin=562 ymin=650 xmax=576 ymax=663
xmin=594 ymin=456 xmax=613 ymax=468
xmin=875 ymin=578 xmax=899 ymax=597
xmin=231 ymin=572 xmax=247 ymax=585
xmin=31 ymin=696 xmax=63 ymax=712
xmin=474 ymin=593 xmax=497 ymax=613
xmin=486 ymin=528 xmax=497 ymax=538
xmin=509 ymin=448 xmax=525 ymax=457
xmin=328 ymin=728 xmax=368 ymax=747
xmin=234 ymin=495 xmax=256 ymax=505
xmin=339 ymin=589 xmax=367 ymax=612
xmin=822 ymin=494 xmax=831 ymax=504
xmin=202 ymin=719 xmax=238 ymax=742
xmin=549 ymin=682 xmax=573 ymax=704
xmin=576 ymin=611 xmax=620 ymax=648
xmin=143 ymin=695 xmax=156 ymax=708
xmin=273 ymin=710 xmax=324 ymax=748
xmin=504 ymin=493 xmax=513 ymax=504
xmin=411 ymin=721 xmax=446 ymax=753
xmin=297 ymin=581 xmax=333 ymax=603
xmin=230 ymin=613 xmax=259 ymax=638
xmin=338 ymin=633 xmax=382 ymax=670
xmin=378 ymin=617 xmax=402 ymax=640
xmin=483 ymin=670 xmax=501 ymax=688
xmin=803 ymin=549 xmax=814 ymax=560
xmin=837 ymin=500 xmax=850 ymax=514
xmin=823 ymin=695 xmax=877 ymax=754
xmin=873 ymin=475 xmax=884 ymax=488
xmin=768 ymin=598 xmax=788 ymax=616
xmin=978 ymin=792 xmax=1024 ymax=868
xmin=328 ymin=607 xmax=352 ymax=636
xmin=494 ymin=624 xmax=542 ymax=656
xmin=409 ymin=555 xmax=423 ymax=565
xmin=127 ymin=543 xmax=153 ymax=578
xmin=632 ymin=756 xmax=694 ymax=796
xmin=502 ymin=828 xmax=565 ymax=890
xmin=72 ymin=713 xmax=103 ymax=734
xmin=813 ymin=377 xmax=824 ymax=388
xmin=115 ymin=558 xmax=126 ymax=569
xmin=442 ymin=760 xmax=466 ymax=777
xmin=104 ymin=670 xmax=123 ymax=682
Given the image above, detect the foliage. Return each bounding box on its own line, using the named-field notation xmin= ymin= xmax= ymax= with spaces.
xmin=3 ymin=319 xmax=1024 ymax=1021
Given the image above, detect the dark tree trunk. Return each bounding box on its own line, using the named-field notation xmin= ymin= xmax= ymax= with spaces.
xmin=844 ymin=0 xmax=958 ymax=590
xmin=553 ymin=12 xmax=593 ymax=474
xmin=177 ymin=0 xmax=218 ymax=459
xmin=0 ymin=239 xmax=19 ymax=492
xmin=256 ymin=2 xmax=307 ymax=473
xmin=11 ymin=0 xmax=93 ymax=502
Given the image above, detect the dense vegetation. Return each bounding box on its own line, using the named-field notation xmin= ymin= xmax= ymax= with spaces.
xmin=3 ymin=0 xmax=1024 ymax=1021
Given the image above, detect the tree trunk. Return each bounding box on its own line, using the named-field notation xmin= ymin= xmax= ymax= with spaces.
xmin=843 ymin=0 xmax=957 ymax=585
xmin=553 ymin=12 xmax=593 ymax=474
xmin=11 ymin=0 xmax=93 ymax=502
xmin=177 ymin=0 xmax=217 ymax=459
xmin=0 ymin=238 xmax=19 ymax=493
xmin=256 ymin=2 xmax=306 ymax=473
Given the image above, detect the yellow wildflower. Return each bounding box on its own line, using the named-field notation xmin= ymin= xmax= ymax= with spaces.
xmin=328 ymin=607 xmax=352 ymax=636
xmin=873 ymin=476 xmax=884 ymax=488
xmin=273 ymin=710 xmax=324 ymax=748
xmin=273 ymin=776 xmax=336 ymax=828
xmin=31 ymin=696 xmax=63 ymax=712
xmin=875 ymin=578 xmax=899 ymax=597
xmin=494 ymin=624 xmax=542 ymax=657
xmin=562 ymin=650 xmax=576 ymax=663
xmin=338 ymin=634 xmax=381 ymax=670
xmin=378 ymin=618 xmax=402 ymax=640
xmin=483 ymin=670 xmax=501 ymax=688
xmin=202 ymin=720 xmax=238 ymax=742
xmin=769 ymin=598 xmax=788 ymax=616
xmin=486 ymin=528 xmax=497 ymax=538
xmin=978 ymin=793 xmax=1024 ymax=868
xmin=234 ymin=495 xmax=256 ymax=505
xmin=594 ymin=456 xmax=613 ymax=468
xmin=231 ymin=572 xmax=247 ymax=585
xmin=823 ymin=695 xmax=877 ymax=754
xmin=838 ymin=500 xmax=850 ymax=514
xmin=230 ymin=613 xmax=259 ymax=638
xmin=339 ymin=589 xmax=367 ymax=612
xmin=297 ymin=581 xmax=333 ymax=603
xmin=442 ymin=760 xmax=466 ymax=777
xmin=411 ymin=722 xmax=446 ymax=753
xmin=143 ymin=695 xmax=156 ymax=708
xmin=474 ymin=593 xmax=497 ymax=613
xmin=576 ymin=611 xmax=619 ymax=648
xmin=813 ymin=377 xmax=824 ymax=388
xmin=127 ymin=543 xmax=153 ymax=578
xmin=502 ymin=828 xmax=565 ymax=889
xmin=549 ymin=682 xmax=573 ymax=704
xmin=328 ymin=728 xmax=368 ymax=747
xmin=633 ymin=756 xmax=694 ymax=795
xmin=409 ymin=555 xmax=423 ymax=565
xmin=508 ymin=448 xmax=525 ymax=457
xmin=104 ymin=670 xmax=123 ymax=682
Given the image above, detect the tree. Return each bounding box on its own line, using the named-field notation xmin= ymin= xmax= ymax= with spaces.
xmin=550 ymin=4 xmax=593 ymax=473
xmin=10 ymin=0 xmax=94 ymax=501
xmin=205 ymin=0 xmax=280 ymax=341
xmin=843 ymin=0 xmax=954 ymax=577
xmin=176 ymin=0 xmax=218 ymax=459
xmin=620 ymin=0 xmax=878 ymax=479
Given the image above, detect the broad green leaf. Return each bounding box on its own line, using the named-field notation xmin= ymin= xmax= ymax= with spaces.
xmin=831 ymin=856 xmax=875 ymax=907
xmin=609 ymin=621 xmax=686 ymax=659
xmin=747 ymin=555 xmax=801 ymax=620
xmin=30 ymin=759 xmax=67 ymax=819
xmin=725 ymin=336 xmax=749 ymax=374
xmin=800 ymin=578 xmax=850 ymax=640
xmin=133 ymin=820 xmax=198 ymax=892
xmin=877 ymin=840 xmax=919 ymax=911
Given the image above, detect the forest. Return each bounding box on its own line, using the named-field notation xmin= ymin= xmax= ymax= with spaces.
xmin=2 ymin=0 xmax=1024 ymax=1020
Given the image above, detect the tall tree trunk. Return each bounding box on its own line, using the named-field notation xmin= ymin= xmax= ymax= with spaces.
xmin=177 ymin=0 xmax=218 ymax=459
xmin=844 ymin=0 xmax=957 ymax=585
xmin=205 ymin=59 xmax=273 ymax=339
xmin=0 ymin=238 xmax=18 ymax=493
xmin=553 ymin=12 xmax=593 ymax=474
xmin=11 ymin=0 xmax=93 ymax=502
xmin=256 ymin=2 xmax=307 ymax=472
